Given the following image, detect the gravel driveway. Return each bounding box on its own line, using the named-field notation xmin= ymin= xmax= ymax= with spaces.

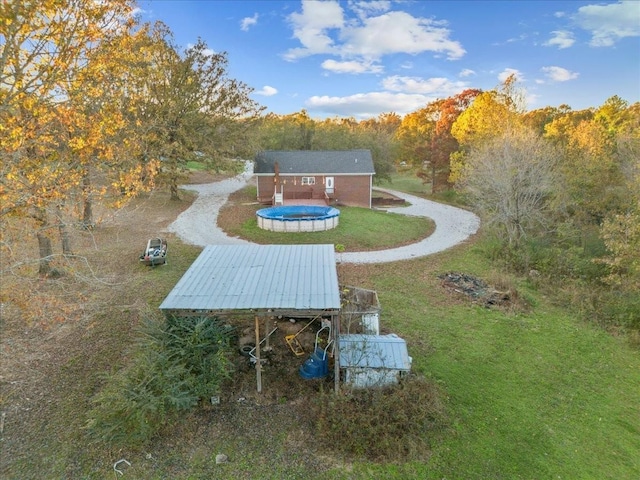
xmin=166 ymin=164 xmax=480 ymax=264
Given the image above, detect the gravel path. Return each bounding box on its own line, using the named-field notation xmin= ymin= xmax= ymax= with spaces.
xmin=336 ymin=188 xmax=479 ymax=264
xmin=166 ymin=165 xmax=480 ymax=264
xmin=166 ymin=163 xmax=254 ymax=246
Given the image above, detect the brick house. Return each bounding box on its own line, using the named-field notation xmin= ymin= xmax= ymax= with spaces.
xmin=254 ymin=150 xmax=375 ymax=208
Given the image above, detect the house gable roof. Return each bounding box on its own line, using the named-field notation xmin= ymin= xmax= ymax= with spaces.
xmin=254 ymin=150 xmax=375 ymax=176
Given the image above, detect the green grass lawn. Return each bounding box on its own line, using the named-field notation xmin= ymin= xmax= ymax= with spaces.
xmin=223 ymin=198 xmax=435 ymax=252
xmin=330 ymin=246 xmax=640 ymax=479
xmin=381 ymin=172 xmax=466 ymax=207
xmin=155 ymin=178 xmax=640 ymax=478
xmin=48 ymin=246 xmax=640 ymax=479
xmin=383 ymin=173 xmax=430 ymax=197
xmin=185 ymin=160 xmax=206 ymax=170
xmin=133 ymin=175 xmax=640 ymax=478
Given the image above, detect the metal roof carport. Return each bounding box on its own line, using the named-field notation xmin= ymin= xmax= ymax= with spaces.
xmin=159 ymin=244 xmax=342 ymax=392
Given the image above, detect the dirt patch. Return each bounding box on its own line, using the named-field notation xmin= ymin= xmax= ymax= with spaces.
xmin=0 ymin=188 xmax=197 ymax=475
xmin=185 ymin=169 xmax=228 ymax=184
xmin=217 ymin=186 xmax=260 ymax=235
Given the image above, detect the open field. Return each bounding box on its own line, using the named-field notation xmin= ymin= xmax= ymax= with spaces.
xmin=1 ymin=173 xmax=639 ymax=479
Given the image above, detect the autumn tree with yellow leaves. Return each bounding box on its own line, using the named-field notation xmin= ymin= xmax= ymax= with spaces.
xmin=541 ymin=97 xmax=637 ymax=252
xmin=63 ymin=23 xmax=164 ymax=230
xmin=597 ymin=102 xmax=640 ymax=293
xmin=1 ymin=1 xmax=264 ymax=276
xmin=1 ymin=0 xmax=149 ymax=274
xmin=449 ymin=75 xmax=524 ymax=185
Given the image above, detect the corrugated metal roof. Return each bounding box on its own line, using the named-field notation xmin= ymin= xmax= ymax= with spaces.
xmin=338 ymin=334 xmax=412 ymax=371
xmin=159 ymin=244 xmax=341 ymax=312
xmin=254 ymin=150 xmax=375 ymax=175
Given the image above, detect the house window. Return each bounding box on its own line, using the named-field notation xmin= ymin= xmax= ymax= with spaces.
xmin=301 ymin=176 xmax=316 ymax=185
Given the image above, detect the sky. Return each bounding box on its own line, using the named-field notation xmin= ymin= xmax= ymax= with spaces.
xmin=138 ymin=0 xmax=640 ymax=119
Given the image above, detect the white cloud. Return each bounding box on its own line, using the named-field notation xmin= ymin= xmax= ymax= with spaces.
xmin=284 ymin=1 xmax=465 ymax=63
xmin=305 ymin=91 xmax=433 ymax=118
xmin=341 ymin=11 xmax=465 ymax=60
xmin=541 ymin=66 xmax=579 ymax=82
xmin=284 ymin=0 xmax=344 ymax=60
xmin=498 ymin=68 xmax=524 ymax=83
xmin=459 ymin=68 xmax=476 ymax=78
xmin=525 ymin=92 xmax=541 ymax=109
xmin=321 ymin=59 xmax=383 ymax=74
xmin=505 ymin=33 xmax=528 ymax=44
xmin=382 ymin=75 xmax=468 ymax=95
xmin=574 ymin=0 xmax=640 ymax=47
xmin=544 ymin=30 xmax=575 ymax=49
xmin=240 ymin=13 xmax=259 ymax=32
xmin=255 ymin=85 xmax=278 ymax=96
xmin=305 ymin=74 xmax=474 ymax=118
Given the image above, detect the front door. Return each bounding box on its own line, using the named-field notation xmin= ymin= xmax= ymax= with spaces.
xmin=325 ymin=176 xmax=334 ymax=194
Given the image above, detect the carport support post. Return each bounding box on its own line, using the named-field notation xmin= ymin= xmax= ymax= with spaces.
xmin=255 ymin=315 xmax=262 ymax=392
xmin=333 ymin=313 xmax=340 ymax=393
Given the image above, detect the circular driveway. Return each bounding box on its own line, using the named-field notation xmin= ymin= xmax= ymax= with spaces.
xmin=336 ymin=188 xmax=479 ymax=264
xmin=166 ymin=167 xmax=480 ymax=264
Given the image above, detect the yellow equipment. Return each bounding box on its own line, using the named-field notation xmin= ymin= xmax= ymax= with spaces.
xmin=284 ymin=316 xmax=319 ymax=356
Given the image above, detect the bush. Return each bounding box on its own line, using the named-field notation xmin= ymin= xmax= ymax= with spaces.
xmin=477 ymin=233 xmax=608 ymax=282
xmin=164 ymin=315 xmax=235 ymax=399
xmin=310 ymin=375 xmax=446 ymax=461
xmin=86 ymin=315 xmax=234 ymax=446
xmin=584 ymin=289 xmax=640 ymax=332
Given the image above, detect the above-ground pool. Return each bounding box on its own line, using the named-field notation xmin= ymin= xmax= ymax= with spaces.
xmin=256 ymin=205 xmax=340 ymax=232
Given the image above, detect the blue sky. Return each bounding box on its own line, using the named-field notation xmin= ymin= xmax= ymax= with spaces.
xmin=138 ymin=0 xmax=640 ymax=119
